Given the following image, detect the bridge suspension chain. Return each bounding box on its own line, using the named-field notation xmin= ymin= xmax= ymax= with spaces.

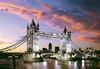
xmin=0 ymin=35 xmax=27 ymax=52
xmin=3 ymin=37 xmax=27 ymax=51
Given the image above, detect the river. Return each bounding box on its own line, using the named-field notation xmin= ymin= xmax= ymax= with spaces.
xmin=23 ymin=60 xmax=100 ymax=69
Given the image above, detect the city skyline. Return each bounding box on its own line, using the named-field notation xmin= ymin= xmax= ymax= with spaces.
xmin=0 ymin=0 xmax=100 ymax=52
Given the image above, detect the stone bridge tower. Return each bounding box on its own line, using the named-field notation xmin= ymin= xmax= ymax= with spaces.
xmin=27 ymin=19 xmax=39 ymax=52
xmin=61 ymin=28 xmax=72 ymax=54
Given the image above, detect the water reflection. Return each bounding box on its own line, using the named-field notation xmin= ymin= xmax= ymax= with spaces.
xmin=24 ymin=60 xmax=100 ymax=69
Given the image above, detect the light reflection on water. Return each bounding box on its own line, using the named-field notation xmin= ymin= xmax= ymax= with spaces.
xmin=24 ymin=60 xmax=100 ymax=69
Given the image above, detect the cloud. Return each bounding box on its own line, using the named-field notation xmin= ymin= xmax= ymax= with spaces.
xmin=0 ymin=2 xmax=95 ymax=32
xmin=41 ymin=3 xmax=100 ymax=45
xmin=0 ymin=2 xmax=45 ymax=21
xmin=0 ymin=2 xmax=100 ymax=48
xmin=0 ymin=41 xmax=14 ymax=45
xmin=0 ymin=36 xmax=16 ymax=39
xmin=42 ymin=4 xmax=53 ymax=11
xmin=74 ymin=29 xmax=100 ymax=44
xmin=63 ymin=0 xmax=100 ymax=12
xmin=42 ymin=3 xmax=98 ymax=31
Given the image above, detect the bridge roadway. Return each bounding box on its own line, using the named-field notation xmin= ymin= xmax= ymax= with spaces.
xmin=38 ymin=31 xmax=68 ymax=39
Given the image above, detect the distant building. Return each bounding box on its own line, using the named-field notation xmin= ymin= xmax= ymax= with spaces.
xmin=48 ymin=43 xmax=52 ymax=52
xmin=55 ymin=46 xmax=60 ymax=53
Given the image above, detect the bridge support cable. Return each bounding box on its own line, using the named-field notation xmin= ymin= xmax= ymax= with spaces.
xmin=3 ymin=37 xmax=27 ymax=51
xmin=0 ymin=35 xmax=27 ymax=51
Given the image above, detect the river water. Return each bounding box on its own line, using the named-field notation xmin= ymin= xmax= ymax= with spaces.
xmin=24 ymin=60 xmax=100 ymax=69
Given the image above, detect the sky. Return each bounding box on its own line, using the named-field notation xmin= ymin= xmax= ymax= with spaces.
xmin=0 ymin=0 xmax=100 ymax=52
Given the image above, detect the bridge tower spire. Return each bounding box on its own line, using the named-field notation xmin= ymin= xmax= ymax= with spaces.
xmin=27 ymin=19 xmax=39 ymax=52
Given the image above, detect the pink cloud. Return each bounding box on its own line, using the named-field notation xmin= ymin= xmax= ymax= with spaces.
xmin=0 ymin=41 xmax=14 ymax=45
xmin=42 ymin=4 xmax=53 ymax=11
xmin=0 ymin=2 xmax=100 ymax=47
xmin=0 ymin=2 xmax=45 ymax=21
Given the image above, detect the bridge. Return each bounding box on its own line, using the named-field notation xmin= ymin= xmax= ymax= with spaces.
xmin=0 ymin=19 xmax=73 ymax=61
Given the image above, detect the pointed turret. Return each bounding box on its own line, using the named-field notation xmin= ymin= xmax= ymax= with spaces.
xmin=30 ymin=19 xmax=36 ymax=29
xmin=69 ymin=31 xmax=71 ymax=34
xmin=68 ymin=31 xmax=71 ymax=40
xmin=37 ymin=23 xmax=39 ymax=28
xmin=27 ymin=25 xmax=29 ymax=30
xmin=27 ymin=25 xmax=29 ymax=35
xmin=31 ymin=19 xmax=36 ymax=26
xmin=63 ymin=27 xmax=67 ymax=35
xmin=37 ymin=23 xmax=39 ymax=30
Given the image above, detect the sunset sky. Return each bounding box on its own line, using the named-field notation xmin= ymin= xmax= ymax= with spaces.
xmin=0 ymin=0 xmax=100 ymax=52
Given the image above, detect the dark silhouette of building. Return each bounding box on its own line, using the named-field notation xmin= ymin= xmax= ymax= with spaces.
xmin=48 ymin=43 xmax=52 ymax=52
xmin=63 ymin=27 xmax=67 ymax=35
xmin=42 ymin=48 xmax=48 ymax=52
xmin=55 ymin=46 xmax=60 ymax=53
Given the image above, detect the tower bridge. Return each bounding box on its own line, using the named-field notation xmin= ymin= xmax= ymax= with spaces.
xmin=0 ymin=19 xmax=72 ymax=61
xmin=27 ymin=19 xmax=72 ymax=53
